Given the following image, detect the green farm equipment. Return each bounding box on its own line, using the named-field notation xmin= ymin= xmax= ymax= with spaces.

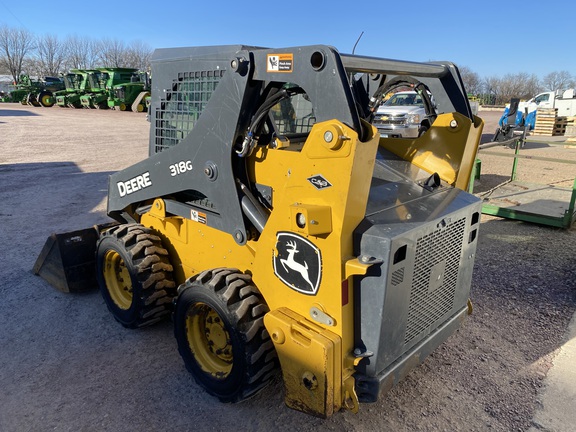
xmin=0 ymin=75 xmax=64 ymax=107
xmin=80 ymin=68 xmax=138 ymax=109
xmin=107 ymin=71 xmax=151 ymax=112
xmin=55 ymin=70 xmax=93 ymax=108
xmin=53 ymin=71 xmax=84 ymax=107
xmin=0 ymin=82 xmax=26 ymax=103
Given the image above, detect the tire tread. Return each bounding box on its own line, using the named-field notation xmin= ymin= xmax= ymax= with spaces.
xmin=175 ymin=268 xmax=278 ymax=402
xmin=97 ymin=223 xmax=176 ymax=328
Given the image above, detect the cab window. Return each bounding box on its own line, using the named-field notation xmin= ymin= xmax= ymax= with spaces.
xmin=534 ymin=93 xmax=549 ymax=104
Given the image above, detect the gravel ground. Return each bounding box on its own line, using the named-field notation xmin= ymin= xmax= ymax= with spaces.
xmin=0 ymin=104 xmax=574 ymax=431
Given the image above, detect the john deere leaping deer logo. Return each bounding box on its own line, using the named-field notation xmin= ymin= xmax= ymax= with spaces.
xmin=273 ymin=232 xmax=322 ymax=295
xmin=281 ymin=240 xmax=314 ymax=290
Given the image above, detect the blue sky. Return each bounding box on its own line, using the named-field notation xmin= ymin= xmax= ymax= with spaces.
xmin=1 ymin=0 xmax=574 ymax=79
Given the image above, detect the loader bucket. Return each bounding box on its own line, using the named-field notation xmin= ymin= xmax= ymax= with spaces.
xmin=33 ymin=223 xmax=115 ymax=293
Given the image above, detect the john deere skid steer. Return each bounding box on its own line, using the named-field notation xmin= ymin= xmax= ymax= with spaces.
xmin=35 ymin=45 xmax=483 ymax=417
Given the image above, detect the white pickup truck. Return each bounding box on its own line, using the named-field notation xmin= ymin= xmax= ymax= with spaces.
xmin=527 ymin=89 xmax=576 ymax=116
xmin=372 ymin=90 xmax=434 ymax=138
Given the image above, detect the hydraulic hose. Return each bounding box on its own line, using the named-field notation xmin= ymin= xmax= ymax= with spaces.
xmin=238 ymin=181 xmax=268 ymax=233
xmin=237 ymin=87 xmax=301 ymax=157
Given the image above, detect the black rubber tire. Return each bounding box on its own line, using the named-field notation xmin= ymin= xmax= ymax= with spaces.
xmin=174 ymin=268 xmax=278 ymax=402
xmin=26 ymin=93 xmax=40 ymax=107
xmin=418 ymin=124 xmax=429 ymax=137
xmin=38 ymin=91 xmax=54 ymax=107
xmin=96 ymin=223 xmax=176 ymax=328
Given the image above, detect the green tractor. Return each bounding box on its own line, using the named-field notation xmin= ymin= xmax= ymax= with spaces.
xmin=107 ymin=71 xmax=151 ymax=112
xmin=55 ymin=70 xmax=96 ymax=108
xmin=80 ymin=68 xmax=138 ymax=109
xmin=0 ymin=81 xmax=27 ymax=104
xmin=0 ymin=74 xmax=64 ymax=107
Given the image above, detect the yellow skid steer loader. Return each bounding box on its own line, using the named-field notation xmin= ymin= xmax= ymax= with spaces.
xmin=35 ymin=45 xmax=483 ymax=417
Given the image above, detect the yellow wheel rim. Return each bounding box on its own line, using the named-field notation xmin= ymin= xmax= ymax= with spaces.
xmin=102 ymin=250 xmax=132 ymax=310
xmin=119 ymin=103 xmax=127 ymax=111
xmin=186 ymin=303 xmax=233 ymax=379
xmin=41 ymin=94 xmax=51 ymax=106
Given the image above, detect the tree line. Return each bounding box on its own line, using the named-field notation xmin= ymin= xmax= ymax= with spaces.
xmin=0 ymin=25 xmax=152 ymax=84
xmin=459 ymin=67 xmax=575 ymax=105
xmin=2 ymin=24 xmax=575 ymax=105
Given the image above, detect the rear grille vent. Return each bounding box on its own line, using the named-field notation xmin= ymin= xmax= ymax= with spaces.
xmin=404 ymin=218 xmax=466 ymax=344
xmin=391 ymin=267 xmax=404 ymax=286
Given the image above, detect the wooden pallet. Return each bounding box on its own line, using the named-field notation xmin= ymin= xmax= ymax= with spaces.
xmin=564 ymin=117 xmax=576 ymax=136
xmin=532 ymin=108 xmax=570 ymax=136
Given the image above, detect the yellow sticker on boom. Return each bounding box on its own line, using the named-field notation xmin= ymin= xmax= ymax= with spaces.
xmin=267 ymin=53 xmax=293 ymax=73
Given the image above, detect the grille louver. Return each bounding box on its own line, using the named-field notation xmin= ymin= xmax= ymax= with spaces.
xmin=404 ymin=218 xmax=466 ymax=344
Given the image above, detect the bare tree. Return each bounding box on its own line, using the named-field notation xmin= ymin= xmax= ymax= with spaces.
xmin=0 ymin=60 xmax=8 ymax=74
xmin=483 ymin=73 xmax=542 ymax=105
xmin=97 ymin=38 xmax=127 ymax=67
xmin=90 ymin=39 xmax=152 ymax=69
xmin=64 ymin=35 xmax=98 ymax=70
xmin=21 ymin=57 xmax=42 ymax=78
xmin=124 ymin=40 xmax=152 ymax=70
xmin=523 ymin=73 xmax=542 ymax=99
xmin=0 ymin=25 xmax=36 ymax=83
xmin=498 ymin=74 xmax=522 ymax=104
xmin=541 ymin=71 xmax=573 ymax=92
xmin=459 ymin=66 xmax=482 ymax=96
xmin=36 ymin=34 xmax=67 ymax=76
xmin=482 ymin=76 xmax=501 ymax=104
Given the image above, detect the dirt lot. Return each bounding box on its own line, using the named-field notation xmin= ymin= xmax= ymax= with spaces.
xmin=0 ymin=104 xmax=574 ymax=431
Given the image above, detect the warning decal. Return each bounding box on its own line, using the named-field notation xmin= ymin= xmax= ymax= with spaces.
xmin=191 ymin=210 xmax=207 ymax=224
xmin=267 ymin=54 xmax=294 ymax=73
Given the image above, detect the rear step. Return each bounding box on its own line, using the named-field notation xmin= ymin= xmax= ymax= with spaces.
xmin=33 ymin=223 xmax=117 ymax=293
